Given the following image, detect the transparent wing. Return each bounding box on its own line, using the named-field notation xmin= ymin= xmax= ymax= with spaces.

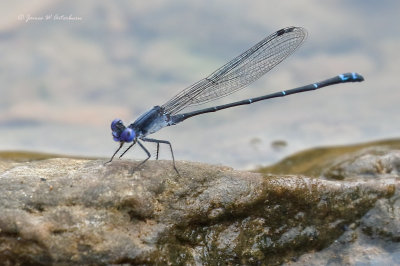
xmin=161 ymin=26 xmax=307 ymax=115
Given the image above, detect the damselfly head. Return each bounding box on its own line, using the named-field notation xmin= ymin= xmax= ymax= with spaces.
xmin=111 ymin=119 xmax=135 ymax=143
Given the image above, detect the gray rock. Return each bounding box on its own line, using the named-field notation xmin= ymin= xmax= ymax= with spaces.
xmin=323 ymin=148 xmax=400 ymax=180
xmin=0 ymin=155 xmax=397 ymax=265
xmin=287 ymin=148 xmax=400 ymax=266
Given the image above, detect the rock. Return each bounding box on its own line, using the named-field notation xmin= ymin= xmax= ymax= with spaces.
xmin=285 ymin=148 xmax=400 ymax=266
xmin=0 ymin=152 xmax=397 ymax=265
xmin=259 ymin=138 xmax=400 ymax=178
xmin=323 ymin=148 xmax=400 ymax=181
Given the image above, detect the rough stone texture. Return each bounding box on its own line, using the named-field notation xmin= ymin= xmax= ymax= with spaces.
xmin=286 ymin=148 xmax=400 ymax=265
xmin=323 ymin=148 xmax=400 ymax=181
xmin=0 ymin=149 xmax=398 ymax=265
xmin=260 ymin=138 xmax=400 ymax=178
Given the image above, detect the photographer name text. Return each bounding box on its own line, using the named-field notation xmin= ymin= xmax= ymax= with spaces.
xmin=18 ymin=14 xmax=83 ymax=23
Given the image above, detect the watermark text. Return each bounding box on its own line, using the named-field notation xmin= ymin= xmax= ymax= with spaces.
xmin=17 ymin=14 xmax=83 ymax=23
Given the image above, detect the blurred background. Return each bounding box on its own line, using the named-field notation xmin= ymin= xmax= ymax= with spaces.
xmin=0 ymin=0 xmax=399 ymax=169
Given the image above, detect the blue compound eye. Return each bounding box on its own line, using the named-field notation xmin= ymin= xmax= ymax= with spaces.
xmin=111 ymin=119 xmax=122 ymax=131
xmin=112 ymin=131 xmax=120 ymax=142
xmin=120 ymin=128 xmax=135 ymax=142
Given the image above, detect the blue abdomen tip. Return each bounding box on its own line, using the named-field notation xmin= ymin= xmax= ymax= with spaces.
xmin=339 ymin=73 xmax=364 ymax=82
xmin=351 ymin=72 xmax=364 ymax=82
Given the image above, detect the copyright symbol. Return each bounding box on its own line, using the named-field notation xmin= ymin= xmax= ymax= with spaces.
xmin=17 ymin=14 xmax=24 ymax=20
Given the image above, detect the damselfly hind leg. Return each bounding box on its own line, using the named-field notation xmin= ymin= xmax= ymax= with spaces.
xmin=156 ymin=142 xmax=160 ymax=160
xmin=142 ymin=138 xmax=180 ymax=176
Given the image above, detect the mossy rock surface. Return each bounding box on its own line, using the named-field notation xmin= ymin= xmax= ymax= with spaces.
xmin=0 ymin=141 xmax=399 ymax=265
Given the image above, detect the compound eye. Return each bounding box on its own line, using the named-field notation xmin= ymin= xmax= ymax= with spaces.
xmin=111 ymin=119 xmax=122 ymax=131
xmin=112 ymin=131 xmax=120 ymax=142
xmin=120 ymin=128 xmax=135 ymax=142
